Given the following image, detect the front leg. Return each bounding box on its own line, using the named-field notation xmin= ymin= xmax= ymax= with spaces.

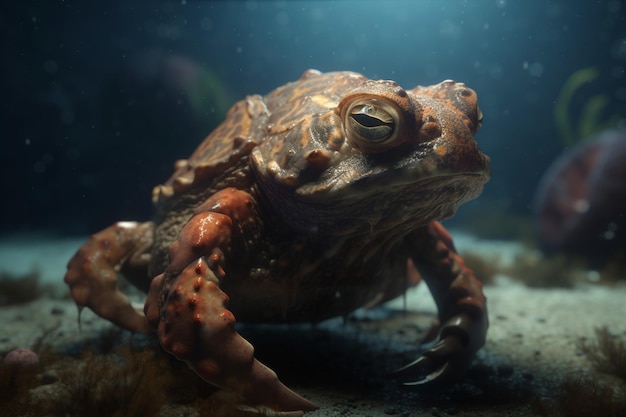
xmin=144 ymin=188 xmax=317 ymax=414
xmin=65 ymin=221 xmax=154 ymax=333
xmin=395 ymin=221 xmax=488 ymax=386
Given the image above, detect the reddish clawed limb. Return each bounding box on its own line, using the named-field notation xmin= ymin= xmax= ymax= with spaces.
xmin=64 ymin=221 xmax=154 ymax=333
xmin=144 ymin=188 xmax=317 ymax=414
xmin=395 ymin=221 xmax=488 ymax=386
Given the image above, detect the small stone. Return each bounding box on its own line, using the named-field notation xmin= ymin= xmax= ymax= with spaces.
xmin=3 ymin=348 xmax=39 ymax=370
xmin=51 ymin=307 xmax=65 ymax=315
xmin=40 ymin=370 xmax=59 ymax=385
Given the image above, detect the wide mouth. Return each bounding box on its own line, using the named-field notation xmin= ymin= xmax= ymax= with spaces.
xmin=296 ymin=151 xmax=491 ymax=202
xmin=256 ymin=163 xmax=489 ymax=238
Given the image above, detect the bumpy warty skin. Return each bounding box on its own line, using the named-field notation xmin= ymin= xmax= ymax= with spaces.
xmin=65 ymin=69 xmax=490 ymax=414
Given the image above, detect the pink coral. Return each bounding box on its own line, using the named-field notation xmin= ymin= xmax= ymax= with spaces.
xmin=3 ymin=348 xmax=39 ymax=370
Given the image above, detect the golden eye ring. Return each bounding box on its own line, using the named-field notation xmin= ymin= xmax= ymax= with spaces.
xmin=343 ymin=98 xmax=401 ymax=152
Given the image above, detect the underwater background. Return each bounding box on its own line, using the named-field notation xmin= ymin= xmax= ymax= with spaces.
xmin=2 ymin=2 xmax=626 ymax=416
xmin=2 ymin=0 xmax=625 ymax=238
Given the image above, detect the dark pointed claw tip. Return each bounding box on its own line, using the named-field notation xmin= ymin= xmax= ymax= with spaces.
xmin=392 ymin=356 xmax=429 ymax=378
xmin=401 ymin=379 xmax=429 ymax=387
xmin=393 ymin=358 xmax=451 ymax=388
xmin=401 ymin=362 xmax=450 ymax=386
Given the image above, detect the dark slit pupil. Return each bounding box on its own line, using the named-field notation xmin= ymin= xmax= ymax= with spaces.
xmin=351 ymin=113 xmax=391 ymax=128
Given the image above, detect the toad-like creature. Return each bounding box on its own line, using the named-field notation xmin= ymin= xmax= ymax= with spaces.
xmin=65 ymin=70 xmax=490 ymax=414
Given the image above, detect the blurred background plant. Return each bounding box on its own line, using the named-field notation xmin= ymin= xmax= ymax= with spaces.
xmin=554 ymin=67 xmax=623 ymax=147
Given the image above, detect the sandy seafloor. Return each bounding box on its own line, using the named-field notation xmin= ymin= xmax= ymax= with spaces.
xmin=1 ymin=231 xmax=625 ymax=417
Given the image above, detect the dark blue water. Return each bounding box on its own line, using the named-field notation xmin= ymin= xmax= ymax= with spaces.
xmin=2 ymin=0 xmax=624 ymax=235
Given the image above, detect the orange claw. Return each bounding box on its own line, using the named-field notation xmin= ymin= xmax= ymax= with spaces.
xmin=397 ymin=221 xmax=488 ymax=387
xmin=64 ymin=221 xmax=154 ymax=333
xmin=145 ymin=257 xmax=318 ymax=412
xmin=142 ymin=188 xmax=317 ymax=412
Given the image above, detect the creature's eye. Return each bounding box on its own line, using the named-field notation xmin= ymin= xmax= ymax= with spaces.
xmin=344 ymin=99 xmax=400 ymax=152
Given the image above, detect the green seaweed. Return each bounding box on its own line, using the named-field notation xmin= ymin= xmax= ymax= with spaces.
xmin=506 ymin=253 xmax=586 ymax=288
xmin=578 ymin=327 xmax=626 ymax=382
xmin=0 ymin=269 xmax=42 ymax=305
xmin=532 ymin=376 xmax=626 ymax=417
xmin=578 ymin=94 xmax=611 ymax=140
xmin=461 ymin=249 xmax=587 ymax=288
xmin=554 ymin=67 xmax=599 ymax=147
xmin=598 ymin=251 xmax=626 ymax=283
xmin=0 ymin=339 xmax=270 ymax=417
xmin=187 ymin=67 xmax=233 ymax=119
xmin=554 ymin=67 xmax=622 ymax=147
xmin=529 ymin=326 xmax=626 ymax=416
xmin=460 ymin=250 xmax=501 ymax=285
